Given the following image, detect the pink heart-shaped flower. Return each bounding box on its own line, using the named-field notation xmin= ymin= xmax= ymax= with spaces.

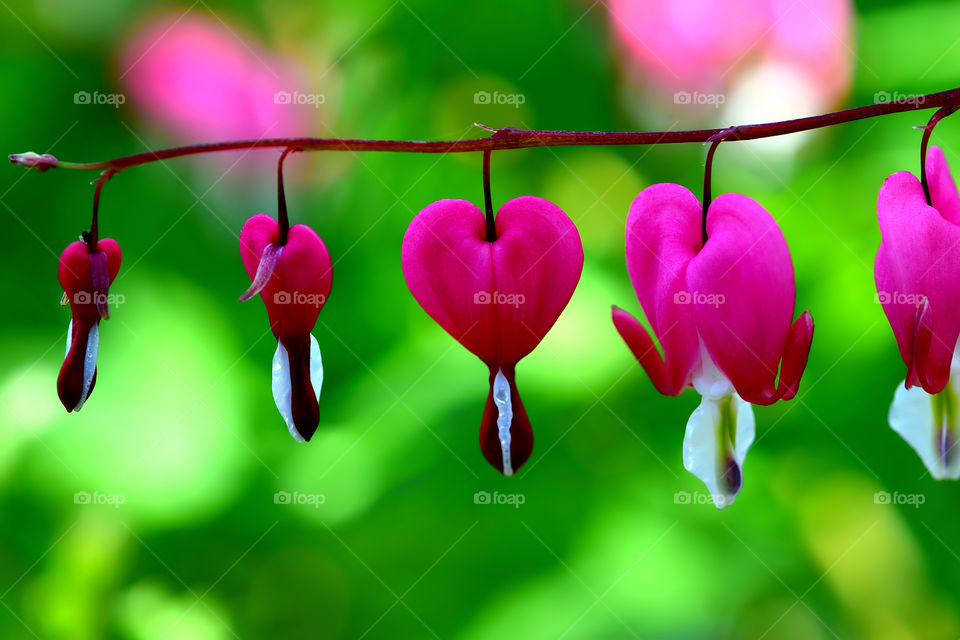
xmin=240 ymin=213 xmax=333 ymax=442
xmin=401 ymin=196 xmax=584 ymax=474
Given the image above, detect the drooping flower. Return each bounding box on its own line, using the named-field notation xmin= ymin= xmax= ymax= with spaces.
xmin=612 ymin=183 xmax=813 ymax=507
xmin=57 ymin=237 xmax=122 ymax=411
xmin=875 ymin=145 xmax=960 ymax=479
xmin=240 ymin=214 xmax=332 ymax=442
xmin=401 ymin=196 xmax=584 ymax=475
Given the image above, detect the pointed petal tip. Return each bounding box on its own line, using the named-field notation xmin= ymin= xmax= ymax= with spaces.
xmin=484 ymin=458 xmax=519 ymax=476
xmin=57 ymin=394 xmax=79 ymax=413
xmin=767 ymin=310 xmax=815 ymax=403
xmin=290 ymin=426 xmax=312 ymax=443
xmin=612 ymin=306 xmax=681 ymax=396
xmin=57 ymin=323 xmax=99 ymax=414
xmin=272 ymin=334 xmax=323 ymax=443
xmin=711 ymin=494 xmax=733 ymax=510
xmin=240 ymin=243 xmax=283 ymax=303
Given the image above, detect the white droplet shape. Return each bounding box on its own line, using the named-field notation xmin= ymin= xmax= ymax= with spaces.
xmin=493 ymin=368 xmax=514 ymax=476
xmin=64 ymin=319 xmax=100 ymax=412
xmin=64 ymin=319 xmax=72 ymax=357
xmin=683 ymin=343 xmax=755 ymax=509
xmin=889 ymin=357 xmax=960 ymax=480
xmin=272 ymin=333 xmax=323 ymax=442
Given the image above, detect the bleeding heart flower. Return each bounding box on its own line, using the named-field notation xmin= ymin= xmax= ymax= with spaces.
xmin=57 ymin=237 xmax=122 ymax=412
xmin=875 ymin=145 xmax=960 ymax=479
xmin=401 ymin=196 xmax=584 ymax=475
xmin=240 ymin=214 xmax=332 ymax=442
xmin=612 ymin=183 xmax=813 ymax=507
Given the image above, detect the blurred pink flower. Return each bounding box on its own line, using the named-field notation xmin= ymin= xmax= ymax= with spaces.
xmin=120 ymin=13 xmax=315 ymax=142
xmin=609 ymin=0 xmax=852 ymax=114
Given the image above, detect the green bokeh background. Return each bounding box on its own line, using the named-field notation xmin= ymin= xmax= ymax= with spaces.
xmin=2 ymin=0 xmax=960 ymax=638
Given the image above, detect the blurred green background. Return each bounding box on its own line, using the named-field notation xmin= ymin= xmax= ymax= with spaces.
xmin=2 ymin=0 xmax=960 ymax=638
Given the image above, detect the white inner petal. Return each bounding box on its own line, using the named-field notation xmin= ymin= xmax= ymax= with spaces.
xmin=889 ymin=349 xmax=960 ymax=479
xmin=74 ymin=324 xmax=99 ymax=412
xmin=65 ymin=319 xmax=73 ymax=356
xmin=691 ymin=341 xmax=734 ymax=401
xmin=271 ymin=334 xmax=323 ymax=442
xmin=493 ymin=369 xmax=514 ymax=476
xmin=683 ymin=342 xmax=755 ymax=509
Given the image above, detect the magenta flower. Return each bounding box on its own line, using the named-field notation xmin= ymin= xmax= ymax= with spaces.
xmin=120 ymin=14 xmax=312 ymax=144
xmin=876 ymin=146 xmax=960 ymax=479
xmin=612 ymin=184 xmax=813 ymax=507
xmin=401 ymin=196 xmax=584 ymax=475
xmin=240 ymin=214 xmax=332 ymax=442
xmin=57 ymin=238 xmax=122 ymax=412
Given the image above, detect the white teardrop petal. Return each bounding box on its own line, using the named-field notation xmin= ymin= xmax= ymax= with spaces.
xmin=64 ymin=319 xmax=73 ymax=357
xmin=271 ymin=334 xmax=323 ymax=442
xmin=492 ymin=368 xmax=514 ymax=476
xmin=308 ymin=332 xmax=323 ymax=400
xmin=889 ymin=379 xmax=960 ymax=480
xmin=73 ymin=324 xmax=99 ymax=412
xmin=682 ymin=391 xmax=755 ymax=509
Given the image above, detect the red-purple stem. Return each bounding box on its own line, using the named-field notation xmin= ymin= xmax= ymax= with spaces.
xmin=276 ymin=147 xmax=299 ymax=245
xmin=11 ymin=88 xmax=960 ymax=175
xmin=86 ymin=170 xmax=113 ymax=252
xmin=920 ymin=105 xmax=960 ymax=205
xmin=701 ymin=128 xmax=737 ymax=245
xmin=482 ymin=149 xmax=495 ymax=241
